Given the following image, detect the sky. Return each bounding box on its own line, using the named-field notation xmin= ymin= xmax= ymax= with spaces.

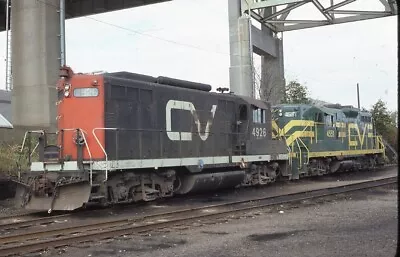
xmin=0 ymin=0 xmax=397 ymax=111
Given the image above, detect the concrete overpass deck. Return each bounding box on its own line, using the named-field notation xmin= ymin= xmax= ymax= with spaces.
xmin=0 ymin=0 xmax=171 ymax=31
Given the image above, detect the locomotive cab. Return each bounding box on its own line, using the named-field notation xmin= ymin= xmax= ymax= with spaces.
xmin=57 ymin=68 xmax=105 ymax=164
xmin=234 ymin=98 xmax=272 ymax=155
xmin=272 ymin=105 xmax=301 ymax=129
xmin=234 ymin=96 xmax=287 ymax=156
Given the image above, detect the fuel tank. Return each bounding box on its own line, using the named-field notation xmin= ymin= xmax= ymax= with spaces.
xmin=174 ymin=170 xmax=245 ymax=195
xmin=330 ymin=160 xmax=360 ymax=173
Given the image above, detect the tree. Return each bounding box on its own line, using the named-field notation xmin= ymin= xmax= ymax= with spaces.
xmin=370 ymin=99 xmax=393 ymax=135
xmin=254 ymin=63 xmax=285 ymax=105
xmin=390 ymin=110 xmax=398 ymax=128
xmin=282 ymin=80 xmax=311 ymax=104
xmin=370 ymin=99 xmax=398 ymax=151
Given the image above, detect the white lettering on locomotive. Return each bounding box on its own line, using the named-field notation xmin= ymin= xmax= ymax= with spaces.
xmin=166 ymin=100 xmax=217 ymax=141
xmin=252 ymin=127 xmax=267 ymax=138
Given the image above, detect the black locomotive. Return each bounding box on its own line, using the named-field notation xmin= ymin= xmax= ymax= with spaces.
xmin=15 ymin=67 xmax=289 ymax=212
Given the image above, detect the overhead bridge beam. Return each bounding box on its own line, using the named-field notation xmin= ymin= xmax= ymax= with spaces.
xmin=0 ymin=0 xmax=172 ymax=31
xmin=251 ymin=25 xmax=277 ymax=57
xmin=242 ymin=0 xmax=398 ymax=32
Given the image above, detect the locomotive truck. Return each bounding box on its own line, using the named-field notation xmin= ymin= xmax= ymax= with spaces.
xmin=14 ymin=67 xmax=386 ymax=213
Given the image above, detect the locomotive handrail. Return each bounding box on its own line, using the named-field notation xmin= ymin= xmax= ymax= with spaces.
xmin=20 ymin=130 xmax=45 ymax=153
xmin=61 ymin=128 xmax=93 ymax=158
xmin=376 ymin=135 xmax=385 ymax=151
xmin=298 ymin=124 xmax=310 ymax=165
xmin=287 ymin=146 xmax=292 ymax=167
xmin=30 ymin=143 xmax=39 ymax=157
xmin=298 ymin=137 xmax=310 ymax=165
xmin=295 ymin=139 xmax=302 ymax=169
xmin=61 ymin=128 xmax=93 ymax=185
xmin=287 ymin=123 xmax=312 ymax=170
xmin=19 ymin=130 xmax=47 ymax=166
xmin=377 ymin=136 xmax=386 ymax=160
xmin=92 ymin=128 xmax=120 ymax=182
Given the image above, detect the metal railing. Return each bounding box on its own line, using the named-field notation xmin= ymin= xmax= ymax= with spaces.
xmin=298 ymin=137 xmax=310 ymax=165
xmin=60 ymin=128 xmax=94 ymax=185
xmin=92 ymin=128 xmax=114 ymax=182
xmin=20 ymin=130 xmax=44 ymax=153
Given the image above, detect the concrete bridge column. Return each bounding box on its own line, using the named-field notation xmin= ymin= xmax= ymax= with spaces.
xmin=261 ymin=27 xmax=285 ymax=105
xmin=228 ymin=0 xmax=254 ymax=97
xmin=228 ymin=0 xmax=285 ymax=103
xmin=11 ymin=0 xmax=60 ymax=131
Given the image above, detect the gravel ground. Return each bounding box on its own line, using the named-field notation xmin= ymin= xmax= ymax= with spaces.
xmin=35 ymin=182 xmax=397 ymax=257
xmin=0 ymin=198 xmax=20 ymax=217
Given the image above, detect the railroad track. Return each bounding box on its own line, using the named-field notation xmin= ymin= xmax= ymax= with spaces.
xmin=0 ymin=175 xmax=396 ymax=257
xmin=0 ymin=164 xmax=395 ymax=230
xmin=0 ymin=212 xmax=72 ymax=232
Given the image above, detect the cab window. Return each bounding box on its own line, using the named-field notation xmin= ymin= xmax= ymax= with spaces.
xmin=314 ymin=112 xmax=323 ymax=122
xmin=253 ymin=107 xmax=266 ymax=124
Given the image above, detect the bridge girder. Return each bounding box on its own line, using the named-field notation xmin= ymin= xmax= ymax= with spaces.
xmin=0 ymin=0 xmax=171 ymax=31
xmin=241 ymin=0 xmax=398 ymax=32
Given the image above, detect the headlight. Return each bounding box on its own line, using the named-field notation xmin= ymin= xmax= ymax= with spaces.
xmin=64 ymin=84 xmax=71 ymax=90
xmin=64 ymin=91 xmax=70 ymax=97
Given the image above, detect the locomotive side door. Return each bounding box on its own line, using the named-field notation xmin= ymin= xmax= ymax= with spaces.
xmin=233 ymin=104 xmax=249 ymax=155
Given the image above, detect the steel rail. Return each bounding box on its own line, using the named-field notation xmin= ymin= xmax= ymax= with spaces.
xmin=0 ymin=211 xmax=40 ymax=223
xmin=0 ymin=175 xmax=396 ymax=256
xmin=0 ymin=165 xmax=395 ymax=233
xmin=0 ymin=213 xmax=72 ymax=230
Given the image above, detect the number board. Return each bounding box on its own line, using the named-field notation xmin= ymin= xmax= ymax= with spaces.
xmin=252 ymin=127 xmax=267 ymax=139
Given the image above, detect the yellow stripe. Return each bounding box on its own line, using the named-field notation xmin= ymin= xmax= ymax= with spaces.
xmin=286 ymin=131 xmax=314 ymax=146
xmin=281 ymin=120 xmax=315 ymax=135
xmin=308 ymin=149 xmax=384 ymax=158
xmin=349 ymin=141 xmax=358 ymax=146
xmin=335 ymin=122 xmax=346 ymax=128
xmin=272 ymin=120 xmax=280 ymax=133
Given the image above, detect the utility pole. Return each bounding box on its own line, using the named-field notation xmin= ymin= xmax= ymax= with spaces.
xmin=357 ymin=83 xmax=360 ymax=110
xmin=59 ymin=0 xmax=66 ymax=66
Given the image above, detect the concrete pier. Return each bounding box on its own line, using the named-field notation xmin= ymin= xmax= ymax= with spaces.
xmin=11 ymin=0 xmax=60 ymax=130
xmin=228 ymin=0 xmax=285 ymax=102
xmin=260 ymin=27 xmax=285 ymax=105
xmin=228 ymin=1 xmax=254 ymax=98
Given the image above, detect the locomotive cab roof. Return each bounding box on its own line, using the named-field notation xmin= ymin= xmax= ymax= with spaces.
xmin=238 ymin=95 xmax=271 ymax=110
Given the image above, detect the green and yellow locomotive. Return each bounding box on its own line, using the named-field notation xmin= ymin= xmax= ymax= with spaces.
xmin=272 ymin=103 xmax=386 ymax=179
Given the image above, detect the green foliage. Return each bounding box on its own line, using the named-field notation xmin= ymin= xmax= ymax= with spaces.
xmin=370 ymin=99 xmax=398 ymax=151
xmin=0 ymin=138 xmax=39 ymax=177
xmin=282 ymin=81 xmax=311 ymax=104
xmin=390 ymin=110 xmax=398 ymax=128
